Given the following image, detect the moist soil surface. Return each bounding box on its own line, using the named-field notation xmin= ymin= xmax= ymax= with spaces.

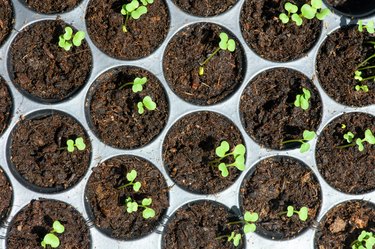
xmin=87 ymin=66 xmax=168 ymax=149
xmin=317 ymin=25 xmax=375 ymax=107
xmin=240 ymin=0 xmax=322 ymax=62
xmin=163 ymin=23 xmax=245 ymax=105
xmin=7 ymin=199 xmax=90 ymax=249
xmin=240 ymin=156 xmax=321 ymax=239
xmin=315 ymin=200 xmax=375 ymax=249
xmin=0 ymin=0 xmax=13 ymax=46
xmin=85 ymin=155 xmax=169 ymax=240
xmin=9 ymin=20 xmax=92 ymax=103
xmin=172 ymin=0 xmax=237 ymax=16
xmin=163 ymin=201 xmax=244 ymax=249
xmin=10 ymin=112 xmax=91 ymax=192
xmin=240 ymin=68 xmax=322 ymax=150
xmin=24 ymin=0 xmax=82 ymax=14
xmin=86 ymin=0 xmax=169 ymax=60
xmin=316 ymin=112 xmax=375 ymax=194
xmin=163 ymin=111 xmax=244 ymax=194
xmin=0 ymin=167 xmax=12 ymax=224
xmin=0 ymin=76 xmax=12 ymax=136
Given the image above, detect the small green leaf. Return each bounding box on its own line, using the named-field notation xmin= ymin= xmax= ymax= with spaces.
xmin=311 ymin=0 xmax=322 ymax=9
xmin=344 ymin=132 xmax=354 ymax=143
xmin=366 ymin=237 xmax=375 ymax=248
xmin=300 ymin=142 xmax=310 ymax=153
xmin=133 ymin=181 xmax=141 ymax=192
xmin=126 ymin=169 xmax=137 ymax=182
xmin=300 ymin=96 xmax=309 ymax=110
xmin=244 ymin=223 xmax=256 ymax=233
xmin=227 ymin=39 xmax=236 ymax=52
xmin=316 ymin=8 xmax=330 ymax=20
xmin=63 ymin=27 xmax=73 ymax=40
xmin=279 ymin=13 xmax=290 ymax=24
xmin=228 ymin=231 xmax=235 ymax=241
xmin=133 ymin=77 xmax=147 ymax=93
xmin=294 ymin=95 xmax=301 ymax=107
xmin=244 ymin=211 xmax=259 ymax=222
xmin=285 ymin=2 xmax=298 ymax=13
xmin=126 ymin=0 xmax=139 ymax=12
xmin=234 ymin=155 xmax=245 ymax=171
xmin=358 ymin=230 xmax=368 ymax=241
xmin=121 ymin=5 xmax=127 ymax=15
xmin=143 ymin=207 xmax=156 ymax=219
xmin=303 ymin=130 xmax=316 ymax=141
xmin=142 ymin=198 xmax=152 ymax=206
xmin=298 ymin=207 xmax=309 ymax=221
xmin=233 ymin=234 xmax=241 ymax=246
xmin=287 ymin=206 xmax=294 ymax=217
xmin=218 ymin=163 xmax=229 ymax=177
xmin=137 ymin=102 xmax=144 ymax=114
xmin=364 ymin=129 xmax=375 ymax=144
xmin=292 ymin=13 xmax=303 ymax=26
xmin=366 ymin=21 xmax=375 ymax=34
xmin=219 ymin=32 xmax=229 ymax=51
xmin=131 ymin=6 xmax=147 ymax=19
xmin=358 ymin=20 xmax=364 ymax=32
xmin=355 ymin=71 xmax=363 ymax=81
xmin=127 ymin=201 xmax=138 ymax=213
xmin=356 ymin=138 xmax=364 ymax=152
xmin=301 ymin=4 xmax=317 ymax=19
xmin=67 ymin=139 xmax=75 ymax=152
xmin=216 ymin=141 xmax=230 ymax=157
xmin=142 ymin=96 xmax=156 ymax=111
xmin=75 ymin=137 xmax=86 ymax=150
xmin=52 ymin=220 xmax=65 ymax=234
xmin=233 ymin=144 xmax=246 ymax=157
xmin=42 ymin=233 xmax=60 ymax=248
xmin=302 ymin=88 xmax=311 ymax=99
xmin=72 ymin=31 xmax=85 ymax=47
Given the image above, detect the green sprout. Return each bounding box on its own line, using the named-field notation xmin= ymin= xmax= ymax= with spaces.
xmin=121 ymin=0 xmax=153 ymax=33
xmin=344 ymin=131 xmax=355 ymax=143
xmin=119 ymin=77 xmax=148 ymax=92
xmin=355 ymin=85 xmax=369 ymax=93
xmin=66 ymin=137 xmax=86 ymax=153
xmin=198 ymin=32 xmax=236 ymax=76
xmin=337 ymin=129 xmax=375 ymax=152
xmin=118 ymin=169 xmax=142 ymax=192
xmin=58 ymin=26 xmax=85 ymax=51
xmin=279 ymin=0 xmax=330 ymax=26
xmin=281 ymin=130 xmax=316 ymax=153
xmin=280 ymin=206 xmax=309 ymax=221
xmin=137 ymin=96 xmax=156 ymax=114
xmin=294 ymin=87 xmax=311 ymax=110
xmin=209 ymin=141 xmax=246 ymax=177
xmin=41 ymin=220 xmax=65 ymax=248
xmin=358 ymin=20 xmax=375 ymax=34
xmin=351 ymin=230 xmax=375 ymax=249
xmin=125 ymin=197 xmax=155 ymax=219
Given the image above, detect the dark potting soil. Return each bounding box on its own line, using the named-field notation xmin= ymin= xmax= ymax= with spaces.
xmin=315 ymin=200 xmax=375 ymax=249
xmin=240 ymin=68 xmax=322 ymax=150
xmin=172 ymin=0 xmax=237 ymax=16
xmin=162 ymin=201 xmax=244 ymax=249
xmin=240 ymin=0 xmax=322 ymax=62
xmin=240 ymin=156 xmax=321 ymax=239
xmin=87 ymin=66 xmax=168 ymax=149
xmin=0 ymin=0 xmax=13 ymax=46
xmin=163 ymin=23 xmax=245 ymax=105
xmin=9 ymin=112 xmax=91 ymax=192
xmin=24 ymin=0 xmax=82 ymax=14
xmin=9 ymin=20 xmax=92 ymax=103
xmin=85 ymin=0 xmax=169 ymax=60
xmin=316 ymin=112 xmax=375 ymax=194
xmin=85 ymin=155 xmax=169 ymax=240
xmin=317 ymin=25 xmax=375 ymax=107
xmin=0 ymin=167 xmax=12 ymax=224
xmin=0 ymin=76 xmax=12 ymax=136
xmin=6 ymin=199 xmax=90 ymax=249
xmin=163 ymin=111 xmax=244 ymax=194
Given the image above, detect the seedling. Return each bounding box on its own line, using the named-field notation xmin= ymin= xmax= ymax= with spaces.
xmin=66 ymin=137 xmax=86 ymax=153
xmin=355 ymin=85 xmax=369 ymax=93
xmin=281 ymin=130 xmax=316 ymax=153
xmin=119 ymin=77 xmax=148 ymax=92
xmin=121 ymin=0 xmax=153 ymax=33
xmin=294 ymin=87 xmax=311 ymax=110
xmin=280 ymin=206 xmax=309 ymax=221
xmin=351 ymin=230 xmax=375 ymax=249
xmin=279 ymin=0 xmax=330 ymax=26
xmin=358 ymin=20 xmax=375 ymax=34
xmin=209 ymin=141 xmax=246 ymax=177
xmin=58 ymin=26 xmax=85 ymax=51
xmin=41 ymin=220 xmax=65 ymax=248
xmin=344 ymin=131 xmax=355 ymax=143
xmin=118 ymin=169 xmax=142 ymax=192
xmin=337 ymin=129 xmax=375 ymax=152
xmin=198 ymin=32 xmax=236 ymax=76
xmin=125 ymin=197 xmax=155 ymax=219
xmin=137 ymin=96 xmax=156 ymax=114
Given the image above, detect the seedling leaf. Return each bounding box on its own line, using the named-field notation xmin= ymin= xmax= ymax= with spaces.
xmin=133 ymin=182 xmax=141 ymax=192
xmin=367 ymin=21 xmax=375 ymax=33
xmin=233 ymin=144 xmax=246 ymax=157
xmin=72 ymin=31 xmax=85 ymax=46
xmin=75 ymin=137 xmax=86 ymax=150
xmin=67 ymin=140 xmax=75 ymax=152
xmin=42 ymin=234 xmax=60 ymax=248
xmin=233 ymin=234 xmax=241 ymax=246
xmin=142 ymin=198 xmax=152 ymax=206
xmin=364 ymin=129 xmax=375 ymax=144
xmin=311 ymin=0 xmax=322 ymax=9
xmin=219 ymin=32 xmax=229 ymax=50
xmin=127 ymin=201 xmax=138 ymax=213
xmin=298 ymin=207 xmax=308 ymax=221
xmin=234 ymin=155 xmax=245 ymax=171
xmin=131 ymin=6 xmax=147 ymax=19
xmin=63 ymin=27 xmax=73 ymax=40
xmin=218 ymin=163 xmax=229 ymax=177
xmin=137 ymin=102 xmax=145 ymax=114
xmin=244 ymin=211 xmax=259 ymax=222
xmin=316 ymin=8 xmax=330 ymax=20
xmin=356 ymin=138 xmax=364 ymax=152
xmin=300 ymin=143 xmax=310 ymax=153
xmin=126 ymin=0 xmax=139 ymax=12
xmin=287 ymin=206 xmax=294 ymax=217
xmin=285 ymin=2 xmax=298 ymax=13
xmin=127 ymin=170 xmax=137 ymax=182
xmin=216 ymin=141 xmax=230 ymax=157
xmin=133 ymin=77 xmax=147 ymax=92
xmin=244 ymin=223 xmax=256 ymax=233
xmin=301 ymin=4 xmax=317 ymax=19
xmin=279 ymin=13 xmax=290 ymax=24
xmin=303 ymin=130 xmax=316 ymax=141
xmin=344 ymin=132 xmax=354 ymax=143
xmin=227 ymin=39 xmax=236 ymax=52
xmin=143 ymin=208 xmax=155 ymax=219
xmin=143 ymin=96 xmax=156 ymax=111
xmin=52 ymin=220 xmax=65 ymax=234
xmin=292 ymin=13 xmax=303 ymax=26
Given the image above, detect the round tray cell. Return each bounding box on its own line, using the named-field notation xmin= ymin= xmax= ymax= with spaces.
xmin=324 ymin=0 xmax=375 ymax=18
xmin=86 ymin=66 xmax=169 ymax=149
xmin=8 ymin=20 xmax=92 ymax=103
xmin=240 ymin=0 xmax=322 ymax=62
xmin=0 ymin=0 xmax=13 ymax=47
xmin=316 ymin=25 xmax=375 ymax=107
xmin=0 ymin=166 xmax=12 ymax=225
xmin=85 ymin=155 xmax=169 ymax=240
xmin=316 ymin=112 xmax=375 ymax=194
xmin=163 ymin=111 xmax=245 ymax=194
xmin=315 ymin=200 xmax=375 ymax=248
xmin=172 ymin=0 xmax=237 ymax=17
xmin=22 ymin=0 xmax=83 ymax=14
xmin=0 ymin=75 xmax=12 ymax=136
xmin=240 ymin=156 xmax=322 ymax=240
xmin=163 ymin=22 xmax=246 ymax=105
xmin=162 ymin=200 xmax=245 ymax=249
xmin=6 ymin=199 xmax=91 ymax=249
xmin=240 ymin=68 xmax=322 ymax=150
xmin=85 ymin=0 xmax=169 ymax=60
xmin=8 ymin=110 xmax=91 ymax=193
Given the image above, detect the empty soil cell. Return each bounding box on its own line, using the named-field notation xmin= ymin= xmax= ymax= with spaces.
xmin=85 ymin=0 xmax=169 ymax=60
xmin=240 ymin=0 xmax=322 ymax=62
xmin=8 ymin=20 xmax=92 ymax=103
xmin=86 ymin=66 xmax=168 ymax=149
xmin=315 ymin=200 xmax=375 ymax=249
xmin=8 ymin=111 xmax=91 ymax=192
xmin=163 ymin=23 xmax=245 ymax=105
xmin=316 ymin=112 xmax=375 ymax=194
xmin=316 ymin=25 xmax=375 ymax=107
xmin=240 ymin=156 xmax=321 ymax=239
xmin=0 ymin=167 xmax=12 ymax=225
xmin=240 ymin=68 xmax=322 ymax=150
xmin=0 ymin=0 xmax=13 ymax=46
xmin=172 ymin=0 xmax=237 ymax=16
xmin=324 ymin=0 xmax=375 ymax=17
xmin=85 ymin=155 xmax=169 ymax=240
xmin=23 ymin=0 xmax=82 ymax=14
xmin=162 ymin=200 xmax=244 ymax=249
xmin=6 ymin=199 xmax=90 ymax=249
xmin=0 ymin=76 xmax=12 ymax=136
xmin=163 ymin=111 xmax=244 ymax=194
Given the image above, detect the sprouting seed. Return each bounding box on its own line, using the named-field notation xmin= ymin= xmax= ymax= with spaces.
xmin=66 ymin=137 xmax=86 ymax=153
xmin=58 ymin=26 xmax=85 ymax=51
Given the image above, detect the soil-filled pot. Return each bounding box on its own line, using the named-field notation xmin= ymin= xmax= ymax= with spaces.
xmin=0 ymin=0 xmax=13 ymax=47
xmin=0 ymin=75 xmax=12 ymax=136
xmin=324 ymin=0 xmax=375 ymax=18
xmin=0 ymin=167 xmax=12 ymax=225
xmin=171 ymin=0 xmax=237 ymax=16
xmin=21 ymin=0 xmax=82 ymax=14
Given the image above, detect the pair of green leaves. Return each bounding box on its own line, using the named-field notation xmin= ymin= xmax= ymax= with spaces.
xmin=215 ymin=141 xmax=246 ymax=177
xmin=41 ymin=220 xmax=65 ymax=248
xmin=286 ymin=206 xmax=309 ymax=221
xmin=282 ymin=130 xmax=316 ymax=153
xmin=119 ymin=77 xmax=148 ymax=92
xmin=351 ymin=230 xmax=375 ymax=249
xmin=294 ymin=88 xmax=311 ymax=110
xmin=66 ymin=137 xmax=86 ymax=153
xmin=126 ymin=197 xmax=155 ymax=219
xmin=355 ymin=85 xmax=369 ymax=93
xmin=219 ymin=32 xmax=236 ymax=52
xmin=122 ymin=0 xmax=153 ymax=19
xmin=58 ymin=27 xmax=85 ymax=51
xmin=228 ymin=232 xmax=242 ymax=247
xmin=243 ymin=211 xmax=259 ymax=233
xmin=358 ymin=20 xmax=375 ymax=34
xmin=119 ymin=169 xmax=142 ymax=192
xmin=342 ymin=129 xmax=375 ymax=152
xmin=137 ymin=96 xmax=157 ymax=114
